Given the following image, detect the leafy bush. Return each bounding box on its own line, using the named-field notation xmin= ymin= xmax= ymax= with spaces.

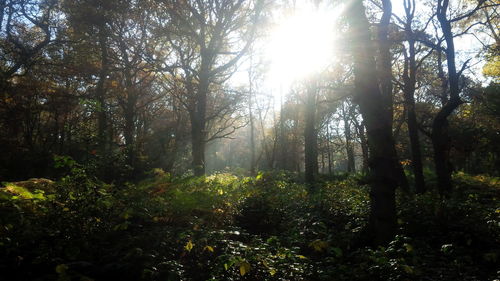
xmin=1 ymin=169 xmax=498 ymax=280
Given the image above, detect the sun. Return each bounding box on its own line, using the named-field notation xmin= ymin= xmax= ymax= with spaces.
xmin=266 ymin=4 xmax=340 ymax=89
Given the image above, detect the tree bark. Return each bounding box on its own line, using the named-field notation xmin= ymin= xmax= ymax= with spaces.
xmin=346 ymin=0 xmax=403 ymax=245
xmin=378 ymin=0 xmax=410 ymax=193
xmin=191 ymin=103 xmax=207 ymax=176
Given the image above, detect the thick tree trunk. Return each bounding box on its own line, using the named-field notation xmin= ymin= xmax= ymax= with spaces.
xmin=191 ymin=67 xmax=209 ymax=176
xmin=432 ymin=98 xmax=461 ymax=197
xmin=432 ymin=113 xmax=453 ymax=196
xmin=346 ymin=0 xmax=404 ymax=245
xmin=377 ymin=0 xmax=410 ymax=193
xmin=304 ymin=82 xmax=318 ymax=185
xmin=191 ymin=113 xmax=206 ymax=176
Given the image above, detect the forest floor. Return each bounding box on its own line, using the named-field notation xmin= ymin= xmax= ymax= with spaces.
xmin=1 ymin=168 xmax=499 ymax=281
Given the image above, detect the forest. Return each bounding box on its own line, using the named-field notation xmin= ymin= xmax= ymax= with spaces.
xmin=0 ymin=0 xmax=499 ymax=280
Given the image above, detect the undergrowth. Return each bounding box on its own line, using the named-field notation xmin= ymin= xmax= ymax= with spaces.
xmin=0 ymin=166 xmax=498 ymax=281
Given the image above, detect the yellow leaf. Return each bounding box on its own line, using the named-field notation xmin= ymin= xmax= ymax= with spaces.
xmin=63 ymin=207 xmax=69 ymax=212
xmin=239 ymin=261 xmax=251 ymax=276
xmin=309 ymin=239 xmax=328 ymax=252
xmin=269 ymin=269 xmax=276 ymax=276
xmin=296 ymin=255 xmax=307 ymax=259
xmin=184 ymin=240 xmax=194 ymax=252
xmin=204 ymin=245 xmax=214 ymax=252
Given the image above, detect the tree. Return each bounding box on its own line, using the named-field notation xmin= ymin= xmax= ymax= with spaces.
xmin=431 ymin=0 xmax=488 ymax=196
xmin=344 ymin=0 xmax=406 ymax=245
xmin=397 ymin=0 xmax=429 ymax=193
xmin=156 ymin=0 xmax=264 ymax=176
xmin=372 ymin=0 xmax=410 ymax=192
xmin=0 ymin=0 xmax=60 ymax=90
xmin=350 ymin=106 xmax=369 ymax=173
xmin=63 ymin=0 xmax=123 ymax=154
xmin=340 ymin=99 xmax=356 ymax=173
xmin=110 ymin=3 xmax=156 ymax=169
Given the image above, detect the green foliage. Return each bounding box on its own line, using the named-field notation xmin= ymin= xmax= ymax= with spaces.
xmin=1 ymin=170 xmax=498 ymax=280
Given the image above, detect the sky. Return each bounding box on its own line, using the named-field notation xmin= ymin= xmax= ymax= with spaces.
xmin=229 ymin=0 xmax=490 ymax=99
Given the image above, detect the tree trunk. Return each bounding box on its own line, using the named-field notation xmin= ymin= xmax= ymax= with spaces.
xmin=350 ymin=109 xmax=368 ymax=173
xmin=346 ymin=0 xmax=403 ymax=245
xmin=248 ymin=70 xmax=256 ymax=175
xmin=191 ymin=65 xmax=209 ymax=176
xmin=191 ymin=112 xmax=206 ymax=176
xmin=378 ymin=0 xmax=410 ymax=193
xmin=358 ymin=121 xmax=369 ymax=173
xmin=378 ymin=0 xmax=394 ymax=125
xmin=342 ymin=102 xmax=356 ymax=173
xmin=326 ymin=121 xmax=333 ymax=175
xmin=402 ymin=4 xmax=426 ymax=193
xmin=304 ymin=82 xmax=318 ymax=185
xmin=433 ymin=0 xmax=463 ymax=196
xmin=406 ymin=95 xmax=426 ymax=193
